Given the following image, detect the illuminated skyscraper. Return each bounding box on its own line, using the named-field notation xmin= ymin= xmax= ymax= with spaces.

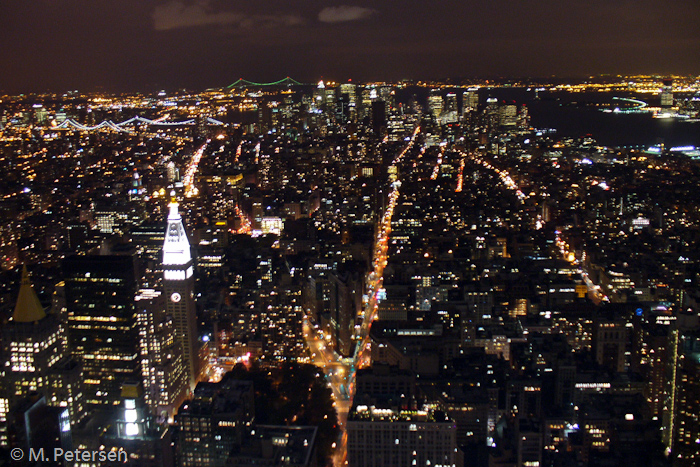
xmin=428 ymin=89 xmax=443 ymax=120
xmin=163 ymin=197 xmax=199 ymax=391
xmin=63 ymin=254 xmax=140 ymax=409
xmin=485 ymin=97 xmax=500 ymax=132
xmin=0 ymin=267 xmax=86 ymax=449
xmin=462 ymin=89 xmax=479 ymax=115
xmin=167 ymin=161 xmax=179 ymax=183
xmin=313 ymin=80 xmax=326 ymax=112
xmin=2 ymin=267 xmax=60 ymax=401
xmin=442 ymin=93 xmax=458 ymax=124
xmin=499 ymin=103 xmax=518 ymax=127
xmin=136 ymin=288 xmax=187 ymax=421
xmin=340 ymin=82 xmax=358 ymax=121
xmin=664 ymin=329 xmax=700 ymax=465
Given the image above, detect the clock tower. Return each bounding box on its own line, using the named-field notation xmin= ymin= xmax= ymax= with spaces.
xmin=163 ymin=196 xmax=199 ymax=391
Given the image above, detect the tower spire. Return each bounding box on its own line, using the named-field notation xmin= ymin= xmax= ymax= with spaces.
xmin=163 ymin=195 xmax=192 ymax=266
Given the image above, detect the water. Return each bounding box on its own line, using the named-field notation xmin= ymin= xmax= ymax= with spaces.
xmin=400 ymin=86 xmax=700 ymax=149
xmin=487 ymin=88 xmax=700 ymax=149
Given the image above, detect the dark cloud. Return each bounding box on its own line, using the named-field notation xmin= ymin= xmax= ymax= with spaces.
xmin=152 ymin=1 xmax=304 ymax=31
xmin=318 ymin=5 xmax=377 ymax=23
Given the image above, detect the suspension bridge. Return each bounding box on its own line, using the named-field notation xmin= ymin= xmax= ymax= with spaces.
xmin=225 ymin=77 xmax=307 ymax=89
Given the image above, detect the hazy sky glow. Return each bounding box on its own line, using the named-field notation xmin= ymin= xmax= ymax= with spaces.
xmin=1 ymin=0 xmax=699 ymax=92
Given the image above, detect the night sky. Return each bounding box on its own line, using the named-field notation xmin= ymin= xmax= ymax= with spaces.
xmin=1 ymin=0 xmax=699 ymax=93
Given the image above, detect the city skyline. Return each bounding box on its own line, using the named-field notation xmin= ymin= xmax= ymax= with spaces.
xmin=2 ymin=0 xmax=700 ymax=93
xmin=2 ymin=66 xmax=700 ymax=465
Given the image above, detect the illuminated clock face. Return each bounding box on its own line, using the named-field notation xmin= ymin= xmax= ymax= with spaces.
xmin=171 ymin=292 xmax=182 ymax=303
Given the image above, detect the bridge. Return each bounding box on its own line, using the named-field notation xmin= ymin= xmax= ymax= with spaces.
xmin=55 ymin=115 xmax=225 ymax=132
xmin=225 ymin=77 xmax=306 ymax=89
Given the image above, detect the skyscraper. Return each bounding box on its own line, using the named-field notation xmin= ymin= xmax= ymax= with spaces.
xmin=163 ymin=197 xmax=199 ymax=391
xmin=371 ymin=100 xmax=387 ymax=137
xmin=340 ymin=82 xmax=358 ymax=122
xmin=1 ymin=267 xmax=80 ymax=447
xmin=442 ymin=93 xmax=458 ymax=124
xmin=2 ymin=267 xmax=62 ymax=403
xmin=428 ymin=89 xmax=443 ymax=120
xmin=462 ymin=89 xmax=479 ymax=115
xmin=136 ymin=288 xmax=187 ymax=422
xmin=664 ymin=329 xmax=700 ymax=465
xmin=63 ymin=253 xmax=140 ymax=409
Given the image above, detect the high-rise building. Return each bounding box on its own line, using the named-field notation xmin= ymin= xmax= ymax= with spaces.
xmin=379 ymin=85 xmax=395 ymax=113
xmin=313 ymin=80 xmax=326 ymax=112
xmin=428 ymin=89 xmax=443 ymax=120
xmin=34 ymin=105 xmax=48 ymax=125
xmin=1 ymin=267 xmax=85 ymax=447
xmin=485 ymin=97 xmax=500 ymax=131
xmin=63 ymin=254 xmax=141 ymax=409
xmin=327 ymin=271 xmax=362 ymax=357
xmin=98 ymin=382 xmax=173 ymax=467
xmin=442 ymin=93 xmax=458 ymax=124
xmin=462 ymin=89 xmax=479 ymax=115
xmin=136 ymin=288 xmax=187 ymax=421
xmin=499 ymin=103 xmax=518 ymax=127
xmin=2 ymin=267 xmax=63 ymax=404
xmin=340 ymin=82 xmax=358 ymax=122
xmin=325 ymin=86 xmax=337 ymax=116
xmin=229 ymin=426 xmax=318 ymax=466
xmin=518 ymin=104 xmax=530 ymax=128
xmin=360 ymin=87 xmax=373 ymax=119
xmin=371 ymin=100 xmax=386 ymax=137
xmin=664 ymin=329 xmax=700 ymax=465
xmin=163 ymin=198 xmax=199 ymax=391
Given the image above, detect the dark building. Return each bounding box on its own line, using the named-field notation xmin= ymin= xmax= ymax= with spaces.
xmin=175 ymin=378 xmax=255 ymax=467
xmin=371 ymin=100 xmax=386 ymax=137
xmin=229 ymin=425 xmax=318 ymax=467
xmin=8 ymin=396 xmax=72 ymax=466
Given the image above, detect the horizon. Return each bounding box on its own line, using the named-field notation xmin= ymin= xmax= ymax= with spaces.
xmin=2 ymin=1 xmax=699 ymax=94
xmin=2 ymin=73 xmax=698 ymax=97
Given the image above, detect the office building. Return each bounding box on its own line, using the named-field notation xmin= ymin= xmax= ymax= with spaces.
xmin=462 ymin=89 xmax=479 ymax=115
xmin=136 ymin=288 xmax=188 ymax=421
xmin=347 ymin=405 xmax=461 ymax=467
xmin=63 ymin=254 xmax=141 ymax=409
xmin=428 ymin=90 xmax=443 ymax=120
